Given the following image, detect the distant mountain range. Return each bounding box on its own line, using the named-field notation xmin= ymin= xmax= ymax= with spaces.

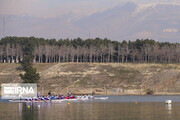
xmin=0 ymin=2 xmax=180 ymax=42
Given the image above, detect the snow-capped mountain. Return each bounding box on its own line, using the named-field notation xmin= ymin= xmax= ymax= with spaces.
xmin=0 ymin=2 xmax=180 ymax=42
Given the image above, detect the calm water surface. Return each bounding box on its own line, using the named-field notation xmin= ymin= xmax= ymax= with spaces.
xmin=1 ymin=95 xmax=180 ymax=120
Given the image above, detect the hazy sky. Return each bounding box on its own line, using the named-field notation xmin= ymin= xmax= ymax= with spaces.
xmin=1 ymin=0 xmax=179 ymax=18
xmin=0 ymin=0 xmax=180 ymax=42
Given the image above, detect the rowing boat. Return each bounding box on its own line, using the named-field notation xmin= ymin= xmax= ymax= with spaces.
xmin=51 ymin=99 xmax=78 ymax=102
xmin=8 ymin=95 xmax=96 ymax=103
xmin=9 ymin=100 xmax=48 ymax=103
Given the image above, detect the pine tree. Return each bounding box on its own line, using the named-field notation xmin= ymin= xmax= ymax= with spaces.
xmin=19 ymin=38 xmax=40 ymax=83
xmin=19 ymin=55 xmax=40 ymax=83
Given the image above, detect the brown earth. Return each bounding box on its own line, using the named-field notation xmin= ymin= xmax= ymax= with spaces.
xmin=0 ymin=63 xmax=180 ymax=95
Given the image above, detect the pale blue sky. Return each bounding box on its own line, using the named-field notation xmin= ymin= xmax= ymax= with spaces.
xmin=0 ymin=0 xmax=179 ymax=18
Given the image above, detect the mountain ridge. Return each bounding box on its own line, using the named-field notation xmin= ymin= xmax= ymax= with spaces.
xmin=0 ymin=2 xmax=179 ymax=42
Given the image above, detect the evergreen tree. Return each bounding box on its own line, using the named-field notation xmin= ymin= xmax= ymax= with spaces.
xmin=19 ymin=55 xmax=40 ymax=83
xmin=19 ymin=38 xmax=40 ymax=83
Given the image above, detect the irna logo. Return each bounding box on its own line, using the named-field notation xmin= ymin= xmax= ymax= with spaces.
xmin=4 ymin=86 xmax=35 ymax=94
xmin=1 ymin=83 xmax=37 ymax=99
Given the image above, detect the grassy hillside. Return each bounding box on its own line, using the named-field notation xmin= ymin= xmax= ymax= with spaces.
xmin=1 ymin=63 xmax=180 ymax=95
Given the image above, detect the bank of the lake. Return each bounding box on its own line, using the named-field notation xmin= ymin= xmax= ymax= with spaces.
xmin=1 ymin=63 xmax=180 ymax=95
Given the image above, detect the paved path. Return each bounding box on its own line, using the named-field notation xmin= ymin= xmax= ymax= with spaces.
xmin=40 ymin=63 xmax=61 ymax=78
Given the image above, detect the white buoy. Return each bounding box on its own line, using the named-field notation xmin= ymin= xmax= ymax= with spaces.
xmin=166 ymin=100 xmax=172 ymax=104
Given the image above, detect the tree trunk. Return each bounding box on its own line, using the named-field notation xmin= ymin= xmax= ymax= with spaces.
xmin=122 ymin=55 xmax=124 ymax=63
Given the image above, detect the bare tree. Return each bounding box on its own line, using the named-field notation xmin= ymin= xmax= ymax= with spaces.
xmin=143 ymin=43 xmax=152 ymax=63
xmin=131 ymin=49 xmax=138 ymax=63
xmin=108 ymin=43 xmax=114 ymax=62
xmin=10 ymin=44 xmax=16 ymax=63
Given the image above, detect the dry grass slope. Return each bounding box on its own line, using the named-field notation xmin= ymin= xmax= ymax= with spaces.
xmin=1 ymin=63 xmax=180 ymax=95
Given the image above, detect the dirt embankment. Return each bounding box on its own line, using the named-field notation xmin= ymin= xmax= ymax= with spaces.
xmin=0 ymin=63 xmax=180 ymax=95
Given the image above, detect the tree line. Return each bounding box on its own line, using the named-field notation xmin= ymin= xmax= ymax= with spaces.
xmin=0 ymin=36 xmax=180 ymax=63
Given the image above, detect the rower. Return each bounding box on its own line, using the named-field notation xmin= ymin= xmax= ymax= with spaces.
xmin=37 ymin=92 xmax=40 ymax=97
xmin=48 ymin=90 xmax=51 ymax=96
xmin=68 ymin=92 xmax=71 ymax=96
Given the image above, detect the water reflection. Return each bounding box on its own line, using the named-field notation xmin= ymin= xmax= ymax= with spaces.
xmin=19 ymin=103 xmax=22 ymax=119
xmin=166 ymin=104 xmax=172 ymax=118
xmin=1 ymin=102 xmax=180 ymax=120
xmin=166 ymin=104 xmax=172 ymax=111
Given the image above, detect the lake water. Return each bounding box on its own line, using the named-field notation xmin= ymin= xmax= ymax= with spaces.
xmin=1 ymin=95 xmax=180 ymax=120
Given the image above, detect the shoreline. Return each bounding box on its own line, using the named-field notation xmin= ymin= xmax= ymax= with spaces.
xmin=1 ymin=94 xmax=180 ymax=98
